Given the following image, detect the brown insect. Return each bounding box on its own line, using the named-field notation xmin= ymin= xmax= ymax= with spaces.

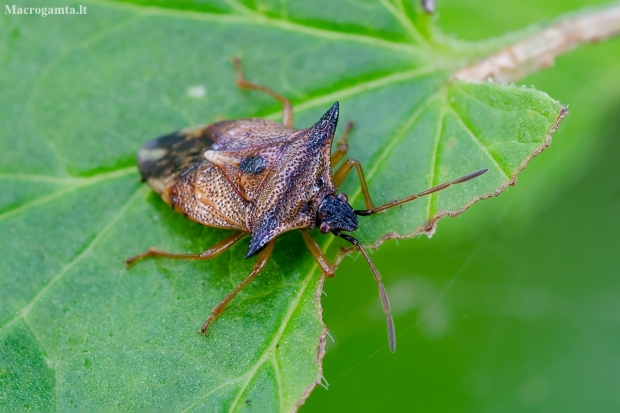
xmin=127 ymin=59 xmax=487 ymax=352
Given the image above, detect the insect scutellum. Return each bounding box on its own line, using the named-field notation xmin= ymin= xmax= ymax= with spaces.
xmin=127 ymin=58 xmax=487 ymax=354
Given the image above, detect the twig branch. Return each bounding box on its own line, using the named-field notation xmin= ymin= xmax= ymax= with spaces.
xmin=453 ymin=5 xmax=620 ymax=82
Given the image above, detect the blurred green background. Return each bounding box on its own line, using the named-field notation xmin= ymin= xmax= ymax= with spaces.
xmin=303 ymin=1 xmax=620 ymax=412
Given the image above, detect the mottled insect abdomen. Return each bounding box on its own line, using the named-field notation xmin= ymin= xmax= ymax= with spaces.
xmin=137 ymin=126 xmax=214 ymax=197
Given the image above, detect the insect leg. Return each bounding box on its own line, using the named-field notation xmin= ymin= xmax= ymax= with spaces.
xmin=233 ymin=57 xmax=294 ymax=128
xmin=334 ymin=231 xmax=396 ymax=352
xmin=330 ymin=121 xmax=354 ymax=167
xmin=332 ymin=158 xmax=376 ymax=210
xmin=200 ymin=240 xmax=275 ymax=334
xmin=125 ymin=231 xmax=246 ymax=267
xmin=301 ymin=230 xmax=336 ymax=278
xmin=303 ymin=229 xmax=396 ymax=351
xmin=355 ymin=169 xmax=488 ymax=216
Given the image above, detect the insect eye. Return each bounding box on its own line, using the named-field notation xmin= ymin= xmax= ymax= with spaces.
xmin=317 ymin=176 xmax=324 ymax=188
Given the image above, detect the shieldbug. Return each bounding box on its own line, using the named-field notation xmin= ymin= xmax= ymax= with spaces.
xmin=127 ymin=59 xmax=487 ymax=351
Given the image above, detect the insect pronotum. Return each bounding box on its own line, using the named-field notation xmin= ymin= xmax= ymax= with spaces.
xmin=127 ymin=58 xmax=487 ymax=352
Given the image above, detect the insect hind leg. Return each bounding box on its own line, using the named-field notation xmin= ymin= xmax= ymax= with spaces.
xmin=125 ymin=231 xmax=245 ymax=266
xmin=233 ymin=57 xmax=293 ymax=128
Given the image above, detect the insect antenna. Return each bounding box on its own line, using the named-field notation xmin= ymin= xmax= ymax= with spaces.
xmin=334 ymin=230 xmax=396 ymax=353
xmin=355 ymin=168 xmax=488 ymax=216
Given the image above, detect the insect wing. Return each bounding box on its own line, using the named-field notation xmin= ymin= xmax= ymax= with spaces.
xmin=137 ymin=118 xmax=295 ymax=195
xmin=137 ymin=125 xmax=213 ymax=196
xmin=202 ymin=118 xmax=300 ymax=203
xmin=204 ymin=144 xmax=285 ymax=202
xmin=205 ymin=118 xmax=295 ymax=151
xmin=137 ymin=125 xmax=247 ymax=231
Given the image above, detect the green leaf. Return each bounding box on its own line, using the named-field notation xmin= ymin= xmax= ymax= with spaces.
xmin=2 ymin=0 xmax=589 ymax=410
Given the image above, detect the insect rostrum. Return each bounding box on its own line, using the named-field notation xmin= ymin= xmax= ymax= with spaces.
xmin=126 ymin=59 xmax=487 ymax=352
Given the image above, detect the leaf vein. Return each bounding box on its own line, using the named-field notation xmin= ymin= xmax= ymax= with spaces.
xmin=0 ymin=167 xmax=137 ymax=223
xmin=81 ymin=0 xmax=421 ymax=53
xmin=426 ymin=103 xmax=446 ymax=221
xmin=263 ymin=68 xmax=438 ymax=123
xmin=0 ymin=186 xmax=144 ymax=336
xmin=345 ymin=91 xmax=442 ymax=211
xmin=182 ymin=263 xmax=320 ymax=412
xmin=445 ymin=105 xmax=511 ymax=179
xmin=221 ymin=0 xmax=256 ymax=16
xmin=0 ymin=166 xmax=137 ymax=184
xmin=272 ymin=354 xmax=284 ymax=412
xmin=377 ymin=0 xmax=427 ymax=45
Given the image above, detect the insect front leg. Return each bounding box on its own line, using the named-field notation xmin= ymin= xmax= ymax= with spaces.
xmin=304 ymin=229 xmax=397 ymax=352
xmin=301 ymin=230 xmax=337 ymax=278
xmin=200 ymin=240 xmax=275 ymax=334
xmin=125 ymin=231 xmax=246 ymax=266
xmin=233 ymin=57 xmax=294 ymax=128
xmin=330 ymin=121 xmax=354 ymax=167
xmin=332 ymin=158 xmax=376 ymax=210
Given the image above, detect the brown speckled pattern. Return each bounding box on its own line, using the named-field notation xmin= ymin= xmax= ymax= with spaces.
xmin=136 ymin=105 xmax=340 ymax=254
xmin=205 ymin=118 xmax=294 ymax=150
xmin=204 ymin=144 xmax=284 ymax=202
xmin=169 ymin=160 xmax=248 ymax=230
